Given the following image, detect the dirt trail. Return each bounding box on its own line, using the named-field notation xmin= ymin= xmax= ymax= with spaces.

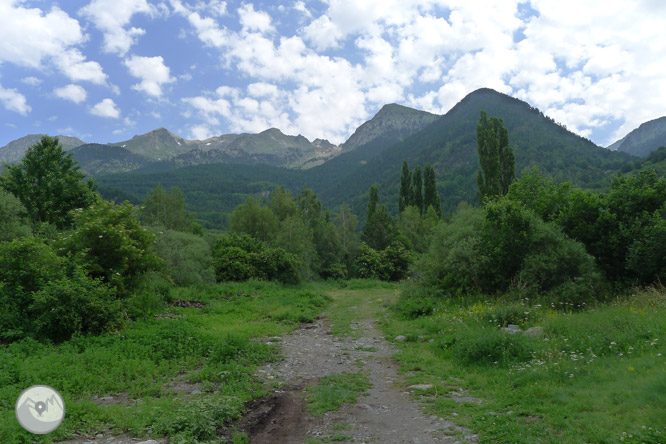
xmin=243 ymin=301 xmax=478 ymax=444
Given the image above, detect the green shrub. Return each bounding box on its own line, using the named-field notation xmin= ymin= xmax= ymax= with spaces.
xmin=0 ymin=189 xmax=31 ymax=241
xmin=353 ymin=243 xmax=390 ymax=280
xmin=0 ymin=236 xmax=122 ymax=342
xmin=31 ymin=268 xmax=122 ymax=343
xmin=482 ymin=303 xmax=534 ymax=327
xmin=58 ymin=198 xmax=161 ymax=297
xmin=212 ymin=233 xmax=301 ymax=284
xmin=153 ymin=229 xmax=215 ymax=286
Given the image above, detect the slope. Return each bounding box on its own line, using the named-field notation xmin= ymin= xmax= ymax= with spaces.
xmin=320 ymin=88 xmax=633 ymax=216
xmin=608 ymin=116 xmax=666 ymax=157
xmin=0 ymin=134 xmax=86 ymax=164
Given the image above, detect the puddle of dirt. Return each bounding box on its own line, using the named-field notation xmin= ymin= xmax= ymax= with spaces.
xmin=232 ymin=383 xmax=315 ymax=444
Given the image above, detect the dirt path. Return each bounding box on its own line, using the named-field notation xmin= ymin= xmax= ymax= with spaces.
xmin=242 ymin=294 xmax=478 ymax=444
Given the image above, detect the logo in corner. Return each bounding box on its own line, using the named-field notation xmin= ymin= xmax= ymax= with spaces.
xmin=15 ymin=385 xmax=65 ymax=434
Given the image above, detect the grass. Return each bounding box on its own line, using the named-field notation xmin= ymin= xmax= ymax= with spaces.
xmin=384 ymin=285 xmax=666 ymax=444
xmin=0 ymin=280 xmax=329 ymax=443
xmin=306 ymin=372 xmax=372 ymax=417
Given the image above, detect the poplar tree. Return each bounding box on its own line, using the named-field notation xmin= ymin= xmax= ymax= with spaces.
xmin=423 ymin=164 xmax=442 ymax=218
xmin=398 ymin=160 xmax=412 ymax=213
xmin=412 ymin=165 xmax=424 ymax=214
xmin=477 ymin=111 xmax=515 ymax=201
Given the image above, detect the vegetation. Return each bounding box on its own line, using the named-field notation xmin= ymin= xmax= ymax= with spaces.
xmin=0 ymin=136 xmax=97 ymax=228
xmin=476 ymin=111 xmax=515 ymax=200
xmin=306 ymin=372 xmax=371 ymax=416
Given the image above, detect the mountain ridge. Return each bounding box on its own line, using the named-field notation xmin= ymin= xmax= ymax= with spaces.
xmin=607 ymin=116 xmax=666 ymax=157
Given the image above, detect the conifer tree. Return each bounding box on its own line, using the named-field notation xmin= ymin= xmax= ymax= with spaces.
xmin=423 ymin=164 xmax=442 ymax=218
xmin=412 ymin=165 xmax=424 ymax=214
xmin=399 ymin=160 xmax=412 ymax=213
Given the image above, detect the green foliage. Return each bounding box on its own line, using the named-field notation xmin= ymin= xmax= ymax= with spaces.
xmin=140 ymin=184 xmax=201 ymax=234
xmin=272 ymin=214 xmax=317 ymax=279
xmin=413 ymin=200 xmax=600 ymax=300
xmin=213 ymin=233 xmax=301 ymax=285
xmin=362 ymin=202 xmax=395 ymax=250
xmin=268 ymin=185 xmax=298 ymax=221
xmin=506 ymin=166 xmax=572 ymax=221
xmin=399 ymin=160 xmax=412 ymax=213
xmin=306 ymin=372 xmax=371 ymax=416
xmin=31 ymin=268 xmax=122 ymax=343
xmin=0 ymin=136 xmax=97 ymax=228
xmin=0 ymin=189 xmax=31 ymax=241
xmin=411 ymin=165 xmax=424 ymax=213
xmin=152 ymin=229 xmax=215 ymax=286
xmin=333 ymin=202 xmax=360 ymax=270
xmin=353 ymin=242 xmax=413 ymax=282
xmin=58 ymin=197 xmax=161 ymax=297
xmin=477 ymin=111 xmax=515 ymax=200
xmin=229 ymin=196 xmax=278 ymax=242
xmin=453 ymin=327 xmax=535 ymax=366
xmin=0 ymin=236 xmax=121 ymax=343
xmin=354 ymin=243 xmax=390 ymax=281
xmin=397 ymin=205 xmax=437 ymax=254
xmin=423 ymin=163 xmax=442 ymax=217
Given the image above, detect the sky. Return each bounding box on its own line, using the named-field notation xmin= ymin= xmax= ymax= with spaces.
xmin=1 ymin=0 xmax=666 ymax=149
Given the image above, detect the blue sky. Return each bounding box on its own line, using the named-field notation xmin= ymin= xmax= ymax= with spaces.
xmin=1 ymin=0 xmax=666 ymax=149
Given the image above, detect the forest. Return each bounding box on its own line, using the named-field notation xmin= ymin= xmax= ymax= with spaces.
xmin=1 ymin=111 xmax=665 ymax=443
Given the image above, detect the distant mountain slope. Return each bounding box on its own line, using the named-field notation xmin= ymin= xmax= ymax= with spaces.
xmin=109 ymin=128 xmax=196 ymax=160
xmin=607 ymin=116 xmax=666 ymax=157
xmin=71 ymin=144 xmax=153 ymax=175
xmin=319 ymin=88 xmax=633 ymax=216
xmin=341 ymin=104 xmax=439 ymax=153
xmin=0 ymin=134 xmax=85 ymax=163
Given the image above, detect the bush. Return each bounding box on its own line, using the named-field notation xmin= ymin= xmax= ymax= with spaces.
xmin=31 ymin=268 xmax=122 ymax=342
xmin=0 ymin=189 xmax=31 ymax=241
xmin=353 ymin=243 xmax=390 ymax=280
xmin=58 ymin=198 xmax=161 ymax=297
xmin=0 ymin=236 xmax=121 ymax=342
xmin=212 ymin=234 xmax=301 ymax=284
xmin=153 ymin=229 xmax=215 ymax=286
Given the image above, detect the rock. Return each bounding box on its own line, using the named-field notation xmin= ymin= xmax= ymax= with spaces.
xmin=394 ymin=335 xmax=407 ymax=342
xmin=506 ymin=324 xmax=520 ymax=331
xmin=524 ymin=326 xmax=544 ymax=337
xmin=502 ymin=327 xmax=519 ymax=334
xmin=407 ymin=384 xmax=434 ymax=391
xmin=136 ymin=441 xmax=159 ymax=444
xmin=100 ymin=396 xmax=114 ymax=402
xmin=95 ymin=434 xmax=104 ymax=439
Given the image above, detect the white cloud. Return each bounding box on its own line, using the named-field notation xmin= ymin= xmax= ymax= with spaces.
xmin=0 ymin=1 xmax=107 ymax=84
xmin=0 ymin=84 xmax=30 ymax=115
xmin=124 ymin=55 xmax=175 ymax=97
xmin=91 ymin=98 xmax=120 ymax=118
xmin=21 ymin=76 xmax=42 ymax=87
xmin=190 ymin=124 xmax=216 ymax=140
xmin=54 ymin=84 xmax=87 ymax=103
xmin=80 ymin=0 xmax=157 ymax=56
xmin=238 ymin=4 xmax=273 ymax=33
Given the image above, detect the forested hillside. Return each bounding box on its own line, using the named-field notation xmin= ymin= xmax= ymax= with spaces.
xmin=95 ymin=88 xmax=635 ymax=229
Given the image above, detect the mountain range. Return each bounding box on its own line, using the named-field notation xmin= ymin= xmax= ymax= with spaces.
xmin=2 ymin=88 xmax=665 ymax=230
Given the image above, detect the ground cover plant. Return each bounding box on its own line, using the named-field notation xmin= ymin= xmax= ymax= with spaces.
xmin=0 ymin=280 xmax=329 ymax=443
xmin=387 ymin=285 xmax=666 ymax=444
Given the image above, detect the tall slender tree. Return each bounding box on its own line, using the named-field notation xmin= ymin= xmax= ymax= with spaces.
xmin=412 ymin=165 xmax=424 ymax=214
xmin=399 ymin=160 xmax=412 ymax=213
xmin=477 ymin=110 xmax=515 ymax=201
xmin=423 ymin=164 xmax=442 ymax=218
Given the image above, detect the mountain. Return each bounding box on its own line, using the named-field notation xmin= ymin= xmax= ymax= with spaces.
xmin=607 ymin=116 xmax=666 ymax=157
xmin=109 ymin=128 xmax=196 ymax=160
xmin=341 ymin=104 xmax=439 ymax=153
xmin=71 ymin=144 xmax=153 ymax=175
xmin=0 ymin=134 xmax=85 ymax=164
xmin=317 ymin=88 xmax=634 ymax=216
xmin=96 ymin=89 xmax=636 ymax=230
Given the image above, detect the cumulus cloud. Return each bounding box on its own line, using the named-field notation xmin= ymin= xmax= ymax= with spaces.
xmin=238 ymin=3 xmax=273 ymax=33
xmin=91 ymin=98 xmax=120 ymax=118
xmin=21 ymin=77 xmax=42 ymax=87
xmin=124 ymin=55 xmax=175 ymax=97
xmin=0 ymin=1 xmax=107 ymax=84
xmin=0 ymin=84 xmax=31 ymax=115
xmin=54 ymin=84 xmax=87 ymax=103
xmin=80 ymin=0 xmax=157 ymax=56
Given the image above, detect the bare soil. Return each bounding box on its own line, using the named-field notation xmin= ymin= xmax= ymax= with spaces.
xmin=241 ymin=313 xmax=478 ymax=444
